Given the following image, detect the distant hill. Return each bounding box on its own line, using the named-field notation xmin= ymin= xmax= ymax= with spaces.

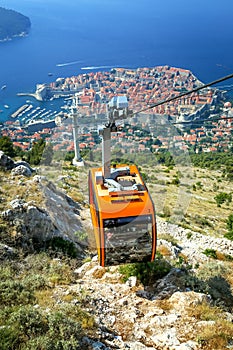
xmin=0 ymin=7 xmax=31 ymax=42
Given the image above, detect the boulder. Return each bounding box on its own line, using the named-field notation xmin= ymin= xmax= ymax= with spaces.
xmin=0 ymin=150 xmax=14 ymax=170
xmin=10 ymin=199 xmax=26 ymax=210
xmin=2 ymin=203 xmax=56 ymax=241
xmin=0 ymin=243 xmax=16 ymax=260
xmin=169 ymin=291 xmax=211 ymax=311
xmin=14 ymin=160 xmax=35 ymax=173
xmin=11 ymin=165 xmax=32 ymax=177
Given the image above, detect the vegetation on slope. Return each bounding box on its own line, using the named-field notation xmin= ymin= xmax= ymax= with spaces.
xmin=0 ymin=254 xmax=95 ymax=350
xmin=0 ymin=7 xmax=31 ymax=41
xmin=1 ymin=135 xmax=233 ymax=349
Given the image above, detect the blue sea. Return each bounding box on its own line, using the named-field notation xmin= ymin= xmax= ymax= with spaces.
xmin=1 ymin=0 xmax=233 ymax=122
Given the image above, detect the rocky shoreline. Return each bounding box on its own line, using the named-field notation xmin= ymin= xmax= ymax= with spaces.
xmin=0 ymin=31 xmax=29 ymax=42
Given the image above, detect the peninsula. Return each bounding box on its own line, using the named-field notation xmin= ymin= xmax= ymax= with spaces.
xmin=0 ymin=7 xmax=31 ymax=42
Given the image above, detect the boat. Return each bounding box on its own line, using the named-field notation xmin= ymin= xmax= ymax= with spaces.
xmin=48 ymin=73 xmax=53 ymax=76
xmin=4 ymin=104 xmax=9 ymax=108
xmin=1 ymin=85 xmax=7 ymax=90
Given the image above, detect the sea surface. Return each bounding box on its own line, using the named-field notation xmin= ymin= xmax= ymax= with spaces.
xmin=1 ymin=0 xmax=233 ymax=122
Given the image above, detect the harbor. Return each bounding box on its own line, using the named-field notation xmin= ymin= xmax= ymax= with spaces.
xmin=10 ymin=104 xmax=60 ymax=126
xmin=10 ymin=104 xmax=30 ymax=118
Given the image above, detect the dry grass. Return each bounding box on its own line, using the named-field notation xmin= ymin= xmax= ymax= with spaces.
xmin=187 ymin=302 xmax=222 ymax=321
xmin=114 ymin=319 xmax=135 ymax=341
xmin=146 ymin=165 xmax=232 ymax=238
xmin=43 ymin=162 xmax=231 ymax=241
xmin=154 ymin=299 xmax=173 ymax=311
xmin=196 ymin=319 xmax=233 ymax=350
xmin=34 ymin=288 xmax=56 ymax=308
xmin=184 ymin=302 xmax=233 ymax=349
xmin=157 ymin=233 xmax=179 ymax=246
xmin=157 ymin=244 xmax=172 ymax=257
xmin=3 ymin=161 xmax=231 ymax=239
xmin=0 ymin=172 xmax=44 ymax=209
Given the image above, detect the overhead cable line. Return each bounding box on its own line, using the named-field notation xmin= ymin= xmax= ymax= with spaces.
xmin=132 ymin=72 xmax=233 ymax=117
xmin=172 ymin=115 xmax=233 ymax=125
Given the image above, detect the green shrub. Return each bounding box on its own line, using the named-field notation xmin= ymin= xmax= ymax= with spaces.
xmin=162 ymin=205 xmax=171 ymax=218
xmin=226 ymin=214 xmax=233 ymax=231
xmin=0 ymin=135 xmax=15 ymax=157
xmin=26 ymin=139 xmax=46 ymax=165
xmin=0 ymin=265 xmax=16 ymax=281
xmin=119 ymin=252 xmax=172 ymax=285
xmin=0 ymin=280 xmax=35 ymax=306
xmin=202 ymin=249 xmax=218 ymax=259
xmin=224 ymin=214 xmax=233 ymax=240
xmin=193 ymin=215 xmax=214 ymax=228
xmin=214 ymin=192 xmax=232 ymax=207
xmin=224 ymin=231 xmax=233 ymax=240
xmin=140 ymin=171 xmax=148 ymax=182
xmin=194 ymin=262 xmax=233 ymax=307
xmin=186 ymin=232 xmax=192 ymax=239
xmin=22 ymin=253 xmax=75 ymax=286
xmin=0 ymin=306 xmax=84 ymax=350
xmin=0 ymin=323 xmax=20 ymax=350
xmin=56 ymin=303 xmax=95 ymax=329
xmin=171 ymin=177 xmax=180 ymax=185
xmin=9 ymin=306 xmax=48 ymax=338
xmin=158 ymin=233 xmax=179 ymax=246
xmin=45 ymin=237 xmax=78 ymax=258
xmin=22 ymin=274 xmax=47 ymax=291
xmin=0 ymin=306 xmax=47 ymax=349
xmin=46 ymin=312 xmax=83 ymax=348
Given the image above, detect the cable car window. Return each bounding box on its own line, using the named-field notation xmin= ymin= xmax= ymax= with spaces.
xmin=103 ymin=215 xmax=153 ymax=265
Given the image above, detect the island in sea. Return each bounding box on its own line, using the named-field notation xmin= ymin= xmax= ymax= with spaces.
xmin=0 ymin=7 xmax=31 ymax=42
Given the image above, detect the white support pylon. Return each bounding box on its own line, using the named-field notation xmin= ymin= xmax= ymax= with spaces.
xmin=71 ymin=106 xmax=84 ymax=167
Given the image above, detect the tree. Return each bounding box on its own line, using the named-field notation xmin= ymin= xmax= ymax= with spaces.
xmin=27 ymin=139 xmax=46 ymax=165
xmin=64 ymin=151 xmax=75 ymax=162
xmin=0 ymin=136 xmax=15 ymax=157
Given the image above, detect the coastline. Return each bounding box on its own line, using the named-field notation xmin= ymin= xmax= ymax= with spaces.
xmin=0 ymin=31 xmax=29 ymax=43
xmin=0 ymin=64 xmax=228 ymax=124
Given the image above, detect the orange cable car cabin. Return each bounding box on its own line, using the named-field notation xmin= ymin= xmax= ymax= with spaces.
xmin=89 ymin=164 xmax=157 ymax=266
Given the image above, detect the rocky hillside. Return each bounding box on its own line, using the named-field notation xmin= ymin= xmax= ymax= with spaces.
xmin=1 ymin=151 xmax=233 ymax=349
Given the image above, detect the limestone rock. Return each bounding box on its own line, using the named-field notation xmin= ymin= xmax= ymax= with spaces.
xmin=151 ymin=327 xmax=180 ymax=348
xmin=74 ymin=261 xmax=92 ymax=278
xmin=11 ymin=164 xmax=32 ymax=177
xmin=169 ymin=291 xmax=211 ymax=312
xmin=0 ymin=150 xmax=14 ymax=169
xmin=1 ymin=174 xmax=89 ymax=258
xmin=145 ymin=268 xmax=187 ymax=300
xmin=14 ymin=160 xmax=35 ymax=173
xmin=126 ymin=276 xmax=137 ymax=287
xmin=2 ymin=202 xmax=56 ymax=241
xmin=0 ymin=243 xmax=15 ymax=260
xmin=0 ymin=151 xmax=34 ymax=177
xmin=40 ymin=180 xmax=86 ymax=245
xmin=9 ymin=199 xmax=26 ymax=210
